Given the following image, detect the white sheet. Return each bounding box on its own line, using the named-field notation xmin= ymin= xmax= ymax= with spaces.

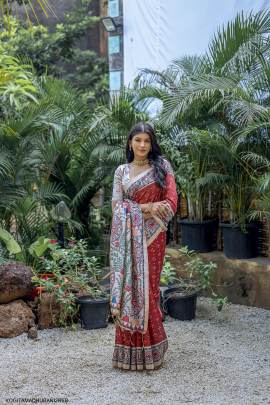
xmin=123 ymin=0 xmax=268 ymax=86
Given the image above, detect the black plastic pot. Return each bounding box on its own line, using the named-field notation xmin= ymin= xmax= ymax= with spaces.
xmin=179 ymin=219 xmax=218 ymax=252
xmin=163 ymin=287 xmax=197 ymax=321
xmin=76 ymin=295 xmax=110 ymax=329
xmin=220 ymin=223 xmax=257 ymax=259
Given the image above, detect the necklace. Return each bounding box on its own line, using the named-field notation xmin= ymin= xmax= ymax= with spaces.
xmin=132 ymin=158 xmax=149 ymax=167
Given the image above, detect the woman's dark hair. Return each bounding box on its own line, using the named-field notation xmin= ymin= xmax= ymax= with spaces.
xmin=126 ymin=122 xmax=166 ymax=188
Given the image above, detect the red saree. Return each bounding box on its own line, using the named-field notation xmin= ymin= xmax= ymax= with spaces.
xmin=110 ymin=157 xmax=178 ymax=371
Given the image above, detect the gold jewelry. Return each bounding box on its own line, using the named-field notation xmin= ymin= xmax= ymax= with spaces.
xmin=132 ymin=158 xmax=149 ymax=167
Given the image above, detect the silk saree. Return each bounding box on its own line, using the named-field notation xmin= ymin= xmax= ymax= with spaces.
xmin=110 ymin=157 xmax=178 ymax=371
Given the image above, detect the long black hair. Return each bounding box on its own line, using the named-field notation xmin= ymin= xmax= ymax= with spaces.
xmin=126 ymin=122 xmax=166 ymax=189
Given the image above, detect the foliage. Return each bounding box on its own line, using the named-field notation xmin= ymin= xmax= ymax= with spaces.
xmin=0 ymin=1 xmax=108 ymax=103
xmin=160 ymin=127 xmax=221 ymax=221
xmin=160 ymin=255 xmax=179 ymax=286
xmin=0 ymin=0 xmax=54 ymax=26
xmin=0 ymin=48 xmax=38 ymax=115
xmin=162 ymin=247 xmax=229 ymax=311
xmin=0 ymin=227 xmax=21 ymax=254
xmin=178 ymin=246 xmax=229 ymax=311
xmin=137 ymin=9 xmax=270 ymax=129
xmin=88 ymin=88 xmax=150 ymax=168
xmin=32 ymin=239 xmax=108 ymax=327
xmin=136 ymin=9 xmax=270 ymax=227
xmin=0 ymin=74 xmax=111 ymax=243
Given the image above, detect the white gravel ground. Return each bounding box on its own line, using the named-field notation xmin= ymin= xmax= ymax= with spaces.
xmin=1 ymin=297 xmax=270 ymax=405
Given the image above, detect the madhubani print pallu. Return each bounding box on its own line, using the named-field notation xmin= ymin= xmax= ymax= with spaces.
xmin=110 ymin=157 xmax=178 ymax=371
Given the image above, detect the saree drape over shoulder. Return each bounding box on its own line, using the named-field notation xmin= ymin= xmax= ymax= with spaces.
xmin=110 ymin=157 xmax=178 ymax=371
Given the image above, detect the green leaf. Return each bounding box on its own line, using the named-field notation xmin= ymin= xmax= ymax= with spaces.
xmin=0 ymin=228 xmax=21 ymax=254
xmin=29 ymin=236 xmax=53 ymax=258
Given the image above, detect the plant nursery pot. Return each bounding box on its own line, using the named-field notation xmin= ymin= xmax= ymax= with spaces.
xmin=163 ymin=287 xmax=198 ymax=321
xmin=76 ymin=295 xmax=110 ymax=329
xmin=220 ymin=223 xmax=257 ymax=259
xmin=179 ymin=219 xmax=218 ymax=252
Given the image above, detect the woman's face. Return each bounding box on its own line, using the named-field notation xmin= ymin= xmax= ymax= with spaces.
xmin=129 ymin=132 xmax=151 ymax=161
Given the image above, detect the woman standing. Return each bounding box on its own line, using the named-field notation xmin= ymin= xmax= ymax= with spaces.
xmin=110 ymin=122 xmax=178 ymax=371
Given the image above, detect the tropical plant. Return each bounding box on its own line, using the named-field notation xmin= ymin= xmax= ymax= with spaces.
xmin=177 ymin=246 xmax=229 ymax=311
xmin=200 ymin=132 xmax=265 ymax=225
xmin=0 ymin=3 xmax=108 ymax=103
xmin=0 ymin=48 xmax=38 ymax=116
xmin=136 ymin=9 xmax=270 ymax=131
xmin=137 ymin=9 xmax=270 ymax=230
xmin=31 ymin=239 xmax=108 ymax=327
xmin=0 ymin=74 xmax=112 ymax=242
xmin=88 ymin=88 xmax=150 ymax=167
xmin=159 ymin=126 xmax=219 ymax=221
xmin=160 ymin=256 xmax=179 ymax=286
xmin=0 ymin=0 xmax=54 ymax=26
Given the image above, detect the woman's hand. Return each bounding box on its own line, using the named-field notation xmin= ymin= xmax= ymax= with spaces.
xmin=151 ymin=202 xmax=170 ymax=218
xmin=143 ymin=212 xmax=152 ymax=220
xmin=140 ymin=202 xmax=170 ymax=219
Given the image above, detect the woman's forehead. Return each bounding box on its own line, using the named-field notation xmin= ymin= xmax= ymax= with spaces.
xmin=133 ymin=132 xmax=150 ymax=139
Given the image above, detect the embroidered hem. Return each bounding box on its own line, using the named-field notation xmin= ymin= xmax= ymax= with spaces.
xmin=112 ymin=339 xmax=168 ymax=371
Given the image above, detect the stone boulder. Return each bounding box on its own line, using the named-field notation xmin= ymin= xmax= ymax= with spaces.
xmin=165 ymin=247 xmax=270 ymax=309
xmin=0 ymin=262 xmax=33 ymax=304
xmin=0 ymin=299 xmax=35 ymax=338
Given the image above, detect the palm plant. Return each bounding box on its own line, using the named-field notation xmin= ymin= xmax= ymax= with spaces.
xmin=0 ymin=74 xmax=106 ymax=254
xmin=88 ymin=88 xmax=150 ymax=168
xmin=0 ymin=48 xmax=38 ymax=116
xmin=136 ymin=9 xmax=270 ymax=132
xmin=137 ymin=8 xmax=270 ymax=234
xmin=24 ymin=77 xmax=109 ymax=236
xmin=159 ymin=126 xmax=218 ymax=221
xmin=0 ymin=1 xmax=55 ymax=26
xmin=197 ymin=131 xmax=265 ymax=226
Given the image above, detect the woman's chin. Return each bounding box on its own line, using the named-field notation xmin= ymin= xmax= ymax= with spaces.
xmin=135 ymin=154 xmax=148 ymax=160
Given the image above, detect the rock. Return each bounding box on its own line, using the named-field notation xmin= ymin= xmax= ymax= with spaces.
xmin=28 ymin=318 xmax=36 ymax=328
xmin=28 ymin=326 xmax=38 ymax=339
xmin=0 ymin=262 xmax=33 ymax=304
xmin=0 ymin=299 xmax=35 ymax=338
xmin=165 ymin=248 xmax=270 ymax=309
xmin=37 ymin=293 xmax=61 ymax=329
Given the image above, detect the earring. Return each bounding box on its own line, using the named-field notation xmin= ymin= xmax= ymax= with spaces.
xmin=129 ymin=146 xmax=132 ymax=151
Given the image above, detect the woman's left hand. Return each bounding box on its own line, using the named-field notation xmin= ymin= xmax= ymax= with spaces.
xmin=153 ymin=202 xmax=170 ymax=218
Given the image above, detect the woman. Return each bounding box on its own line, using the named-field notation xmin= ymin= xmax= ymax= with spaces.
xmin=110 ymin=122 xmax=178 ymax=371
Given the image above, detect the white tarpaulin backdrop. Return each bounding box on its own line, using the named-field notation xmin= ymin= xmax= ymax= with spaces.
xmin=123 ymin=0 xmax=268 ymax=87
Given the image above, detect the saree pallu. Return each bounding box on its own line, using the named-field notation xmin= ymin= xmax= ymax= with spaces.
xmin=110 ymin=158 xmax=178 ymax=371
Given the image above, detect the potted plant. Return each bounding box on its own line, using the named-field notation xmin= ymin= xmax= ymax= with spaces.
xmin=160 ymin=129 xmax=218 ymax=252
xmin=207 ymin=134 xmax=261 ymax=259
xmin=32 ymin=240 xmax=110 ymax=329
xmin=159 ymin=256 xmax=179 ymax=320
xmin=163 ymin=246 xmax=228 ymax=320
